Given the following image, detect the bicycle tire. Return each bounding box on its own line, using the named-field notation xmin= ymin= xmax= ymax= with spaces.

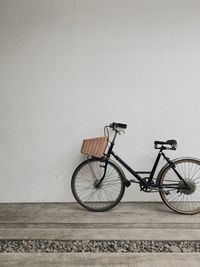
xmin=71 ymin=158 xmax=125 ymax=212
xmin=158 ymin=158 xmax=200 ymax=214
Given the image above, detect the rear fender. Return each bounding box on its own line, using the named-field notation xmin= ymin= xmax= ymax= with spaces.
xmin=156 ymin=157 xmax=200 ymax=185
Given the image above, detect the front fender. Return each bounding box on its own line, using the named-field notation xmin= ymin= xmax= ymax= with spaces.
xmin=108 ymin=159 xmax=131 ymax=187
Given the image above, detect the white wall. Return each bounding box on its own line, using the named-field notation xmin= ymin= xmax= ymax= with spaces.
xmin=0 ymin=0 xmax=200 ymax=202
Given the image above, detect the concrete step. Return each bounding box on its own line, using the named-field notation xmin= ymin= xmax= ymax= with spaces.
xmin=0 ymin=253 xmax=200 ymax=267
xmin=0 ymin=202 xmax=199 ymax=240
xmin=0 ymin=227 xmax=200 ymax=240
xmin=0 ymin=202 xmax=200 ymax=224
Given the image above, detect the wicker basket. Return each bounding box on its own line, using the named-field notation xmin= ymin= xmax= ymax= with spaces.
xmin=81 ymin=136 xmax=108 ymax=158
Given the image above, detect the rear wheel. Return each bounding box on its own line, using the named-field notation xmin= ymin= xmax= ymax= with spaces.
xmin=158 ymin=158 xmax=200 ymax=214
xmin=71 ymin=158 xmax=125 ymax=211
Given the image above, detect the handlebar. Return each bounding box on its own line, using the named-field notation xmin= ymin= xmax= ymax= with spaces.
xmin=104 ymin=122 xmax=127 ymax=144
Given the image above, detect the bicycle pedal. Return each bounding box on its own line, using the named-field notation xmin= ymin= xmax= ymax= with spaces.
xmin=130 ymin=179 xmax=138 ymax=183
xmin=124 ymin=179 xmax=131 ymax=187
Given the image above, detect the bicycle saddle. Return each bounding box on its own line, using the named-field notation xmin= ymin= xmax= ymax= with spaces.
xmin=154 ymin=140 xmax=177 ymax=150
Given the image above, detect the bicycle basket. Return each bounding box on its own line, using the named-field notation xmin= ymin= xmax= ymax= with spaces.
xmin=81 ymin=136 xmax=108 ymax=158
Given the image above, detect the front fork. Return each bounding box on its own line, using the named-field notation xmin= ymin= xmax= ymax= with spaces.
xmin=95 ymin=157 xmax=131 ymax=188
xmin=95 ymin=158 xmax=109 ymax=187
xmin=95 ymin=139 xmax=115 ymax=187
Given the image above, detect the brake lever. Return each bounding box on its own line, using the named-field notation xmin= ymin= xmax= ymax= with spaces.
xmin=118 ymin=129 xmax=125 ymax=135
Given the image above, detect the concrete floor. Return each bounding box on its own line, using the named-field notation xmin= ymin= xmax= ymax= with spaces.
xmin=0 ymin=202 xmax=199 ymax=266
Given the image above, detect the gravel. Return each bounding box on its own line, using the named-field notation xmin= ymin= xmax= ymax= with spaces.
xmin=0 ymin=240 xmax=200 ymax=253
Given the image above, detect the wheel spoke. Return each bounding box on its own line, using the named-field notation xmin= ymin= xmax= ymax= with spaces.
xmin=72 ymin=159 xmax=124 ymax=211
xmin=159 ymin=159 xmax=200 ymax=214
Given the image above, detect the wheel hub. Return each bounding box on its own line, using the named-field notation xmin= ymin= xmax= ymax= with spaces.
xmin=178 ymin=178 xmax=196 ymax=195
xmin=94 ymin=180 xmax=102 ymax=189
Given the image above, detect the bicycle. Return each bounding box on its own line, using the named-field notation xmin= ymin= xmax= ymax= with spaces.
xmin=71 ymin=122 xmax=200 ymax=214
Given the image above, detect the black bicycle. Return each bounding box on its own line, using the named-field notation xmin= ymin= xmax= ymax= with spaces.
xmin=71 ymin=122 xmax=200 ymax=214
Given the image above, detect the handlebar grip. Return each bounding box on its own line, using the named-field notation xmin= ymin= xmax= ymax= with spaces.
xmin=110 ymin=122 xmax=127 ymax=129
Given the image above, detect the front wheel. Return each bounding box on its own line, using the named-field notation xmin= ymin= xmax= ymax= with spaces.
xmin=71 ymin=158 xmax=125 ymax=212
xmin=158 ymin=158 xmax=200 ymax=214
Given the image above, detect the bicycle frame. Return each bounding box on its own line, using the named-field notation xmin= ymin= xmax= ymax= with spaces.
xmin=98 ymin=131 xmax=189 ymax=191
